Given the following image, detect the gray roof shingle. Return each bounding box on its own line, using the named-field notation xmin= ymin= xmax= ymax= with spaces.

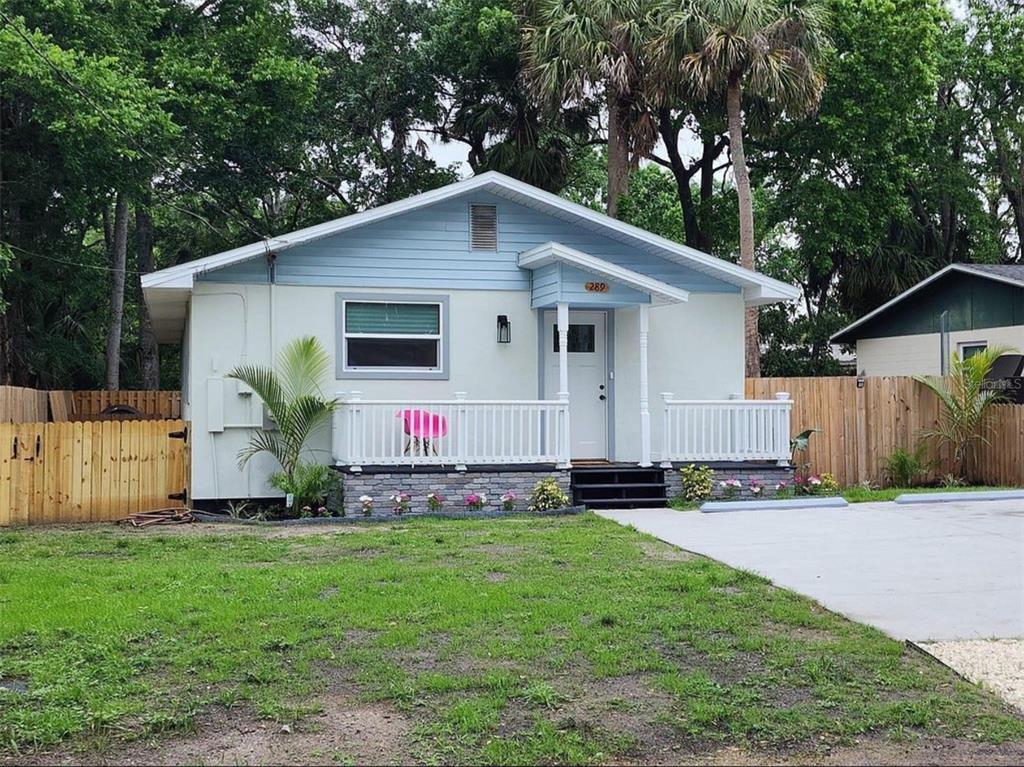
xmin=957 ymin=263 xmax=1024 ymax=283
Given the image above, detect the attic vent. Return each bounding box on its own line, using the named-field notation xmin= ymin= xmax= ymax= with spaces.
xmin=470 ymin=205 xmax=497 ymax=251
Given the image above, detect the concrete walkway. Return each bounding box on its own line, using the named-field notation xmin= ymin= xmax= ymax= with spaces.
xmin=598 ymin=499 xmax=1024 ymax=641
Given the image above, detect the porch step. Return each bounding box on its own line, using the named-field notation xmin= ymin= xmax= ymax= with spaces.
xmin=571 ymin=467 xmax=668 ymax=509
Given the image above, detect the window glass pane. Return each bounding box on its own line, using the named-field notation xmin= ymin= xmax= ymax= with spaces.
xmin=347 ymin=338 xmax=439 ymax=368
xmin=961 ymin=343 xmax=987 ymax=360
xmin=345 ymin=302 xmax=440 ymax=334
xmin=553 ymin=324 xmax=595 ymax=353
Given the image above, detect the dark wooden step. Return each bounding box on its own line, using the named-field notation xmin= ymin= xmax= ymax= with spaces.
xmin=583 ymin=496 xmax=669 ymax=509
xmin=570 ymin=466 xmax=667 ymax=509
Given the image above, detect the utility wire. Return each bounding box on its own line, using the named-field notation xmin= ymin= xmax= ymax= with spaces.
xmin=4 ymin=241 xmax=144 ymax=275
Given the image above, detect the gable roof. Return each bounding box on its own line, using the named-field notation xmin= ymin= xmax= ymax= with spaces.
xmin=831 ymin=263 xmax=1024 ymax=344
xmin=518 ymin=242 xmax=692 ymax=304
xmin=143 ymin=171 xmax=799 ymax=340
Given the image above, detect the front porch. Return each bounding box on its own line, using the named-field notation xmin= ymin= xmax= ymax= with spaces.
xmin=331 ymin=395 xmax=794 ymax=472
xmin=330 ymin=240 xmax=795 ymax=474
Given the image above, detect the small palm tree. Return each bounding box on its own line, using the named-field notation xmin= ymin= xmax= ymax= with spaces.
xmin=647 ymin=0 xmax=831 ymax=376
xmin=227 ymin=337 xmax=337 ymax=498
xmin=914 ymin=346 xmax=1014 ymax=483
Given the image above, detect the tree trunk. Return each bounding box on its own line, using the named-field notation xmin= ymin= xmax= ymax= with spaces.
xmin=606 ymin=93 xmax=631 ymax=218
xmin=993 ymin=127 xmax=1024 ymax=261
xmin=104 ymin=192 xmax=129 ymax=390
xmin=657 ymin=108 xmax=705 ymax=249
xmin=136 ymin=203 xmax=160 ymax=389
xmin=726 ymin=75 xmax=760 ymax=378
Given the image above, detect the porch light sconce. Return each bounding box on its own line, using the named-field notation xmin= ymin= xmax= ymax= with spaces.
xmin=496 ymin=315 xmax=511 ymax=344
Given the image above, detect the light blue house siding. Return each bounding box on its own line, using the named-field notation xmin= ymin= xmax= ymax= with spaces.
xmin=199 ymin=190 xmax=740 ymax=296
xmin=530 ymin=263 xmax=650 ymax=308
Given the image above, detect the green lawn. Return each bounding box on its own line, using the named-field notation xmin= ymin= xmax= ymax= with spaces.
xmin=841 ymin=485 xmax=1012 ymax=503
xmin=1 ymin=515 xmax=1021 ymax=764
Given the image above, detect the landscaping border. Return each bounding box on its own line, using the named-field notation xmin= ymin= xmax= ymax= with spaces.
xmin=191 ymin=506 xmax=586 ymax=526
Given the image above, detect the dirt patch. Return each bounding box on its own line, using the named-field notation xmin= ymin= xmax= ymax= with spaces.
xmin=639 ymin=540 xmax=694 ymax=562
xmin=472 ymin=543 xmax=526 ymax=557
xmin=7 ymin=696 xmax=414 ymax=767
xmin=485 ymin=571 xmax=509 ymax=582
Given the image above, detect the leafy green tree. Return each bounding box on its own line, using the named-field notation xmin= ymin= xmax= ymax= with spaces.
xmin=425 ymin=0 xmax=594 ymax=190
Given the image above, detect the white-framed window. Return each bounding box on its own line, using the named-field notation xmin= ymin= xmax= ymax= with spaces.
xmin=337 ymin=294 xmax=449 ymax=379
xmin=958 ymin=341 xmax=987 ymax=360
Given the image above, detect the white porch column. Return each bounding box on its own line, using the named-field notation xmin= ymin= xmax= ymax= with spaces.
xmin=639 ymin=304 xmax=652 ymax=467
xmin=556 ymin=302 xmax=572 ymax=468
xmin=556 ymin=302 xmax=569 ymax=399
xmin=659 ymin=392 xmax=674 ymax=469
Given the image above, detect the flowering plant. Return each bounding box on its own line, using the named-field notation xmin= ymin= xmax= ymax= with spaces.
xmin=794 ymin=474 xmax=821 ymax=495
xmin=464 ymin=492 xmax=487 ymax=510
xmin=500 ymin=491 xmax=517 ymax=511
xmin=316 ymin=506 xmax=329 ymax=517
xmin=719 ymin=478 xmax=742 ymax=499
xmin=775 ymin=480 xmax=788 ymax=493
xmin=748 ymin=480 xmax=764 ymax=497
xmin=359 ymin=494 xmax=374 ymax=515
xmin=426 ymin=492 xmax=444 ymax=512
xmin=389 ymin=492 xmax=411 ymax=514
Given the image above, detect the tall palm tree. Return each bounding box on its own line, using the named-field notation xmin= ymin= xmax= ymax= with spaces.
xmin=227 ymin=336 xmax=337 ymax=487
xmin=648 ymin=0 xmax=831 ymax=376
xmin=522 ymin=0 xmax=656 ymax=216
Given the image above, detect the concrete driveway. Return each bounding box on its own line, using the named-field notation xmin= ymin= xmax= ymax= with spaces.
xmin=598 ymin=498 xmax=1024 ymax=641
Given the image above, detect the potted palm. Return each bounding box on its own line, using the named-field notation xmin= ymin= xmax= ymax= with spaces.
xmin=227 ymin=336 xmax=339 ymax=513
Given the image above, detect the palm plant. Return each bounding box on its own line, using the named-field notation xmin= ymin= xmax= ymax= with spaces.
xmin=521 ymin=0 xmax=656 ymax=216
xmin=647 ymin=0 xmax=831 ymax=376
xmin=914 ymin=346 xmax=1014 ymax=483
xmin=227 ymin=336 xmax=338 ymax=505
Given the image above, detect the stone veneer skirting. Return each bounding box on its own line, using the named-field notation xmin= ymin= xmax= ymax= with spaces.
xmin=664 ymin=462 xmax=794 ymax=501
xmin=342 ymin=467 xmax=571 ymax=518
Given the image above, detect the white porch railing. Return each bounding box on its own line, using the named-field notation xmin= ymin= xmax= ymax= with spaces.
xmin=659 ymin=395 xmax=793 ymax=464
xmin=332 ymin=392 xmax=571 ymax=470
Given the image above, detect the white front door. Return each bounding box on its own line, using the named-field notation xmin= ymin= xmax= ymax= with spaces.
xmin=544 ymin=310 xmax=608 ymax=459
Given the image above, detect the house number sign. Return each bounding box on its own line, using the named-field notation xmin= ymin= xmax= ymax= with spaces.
xmin=585 ymin=281 xmax=609 ymax=293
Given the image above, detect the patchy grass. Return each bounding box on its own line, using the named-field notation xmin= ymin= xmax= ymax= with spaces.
xmin=0 ymin=515 xmax=1021 ymax=765
xmin=841 ymin=485 xmax=1012 ymax=503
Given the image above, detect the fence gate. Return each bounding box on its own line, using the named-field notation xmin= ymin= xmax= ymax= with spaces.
xmin=0 ymin=419 xmax=190 ymax=526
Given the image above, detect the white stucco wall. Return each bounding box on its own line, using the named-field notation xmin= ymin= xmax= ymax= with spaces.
xmin=613 ymin=294 xmax=745 ymax=462
xmin=187 ymin=284 xmax=747 ymax=499
xmin=855 ymin=325 xmax=1024 ymax=376
xmin=188 ymin=283 xmax=539 ymax=499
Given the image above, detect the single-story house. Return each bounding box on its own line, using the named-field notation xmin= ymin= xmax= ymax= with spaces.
xmin=142 ymin=172 xmax=799 ymax=514
xmin=831 ymin=263 xmax=1024 ymax=376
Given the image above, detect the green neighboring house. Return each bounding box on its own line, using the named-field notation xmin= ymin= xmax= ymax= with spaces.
xmin=831 ymin=264 xmax=1024 ymax=376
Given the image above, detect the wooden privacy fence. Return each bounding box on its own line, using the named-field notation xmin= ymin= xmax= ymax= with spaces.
xmin=746 ymin=376 xmax=1024 ymax=487
xmin=0 ymin=419 xmax=189 ymax=526
xmin=0 ymin=386 xmax=182 ymax=422
xmin=72 ymin=390 xmax=181 ymax=419
xmin=0 ymin=386 xmax=49 ymax=423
